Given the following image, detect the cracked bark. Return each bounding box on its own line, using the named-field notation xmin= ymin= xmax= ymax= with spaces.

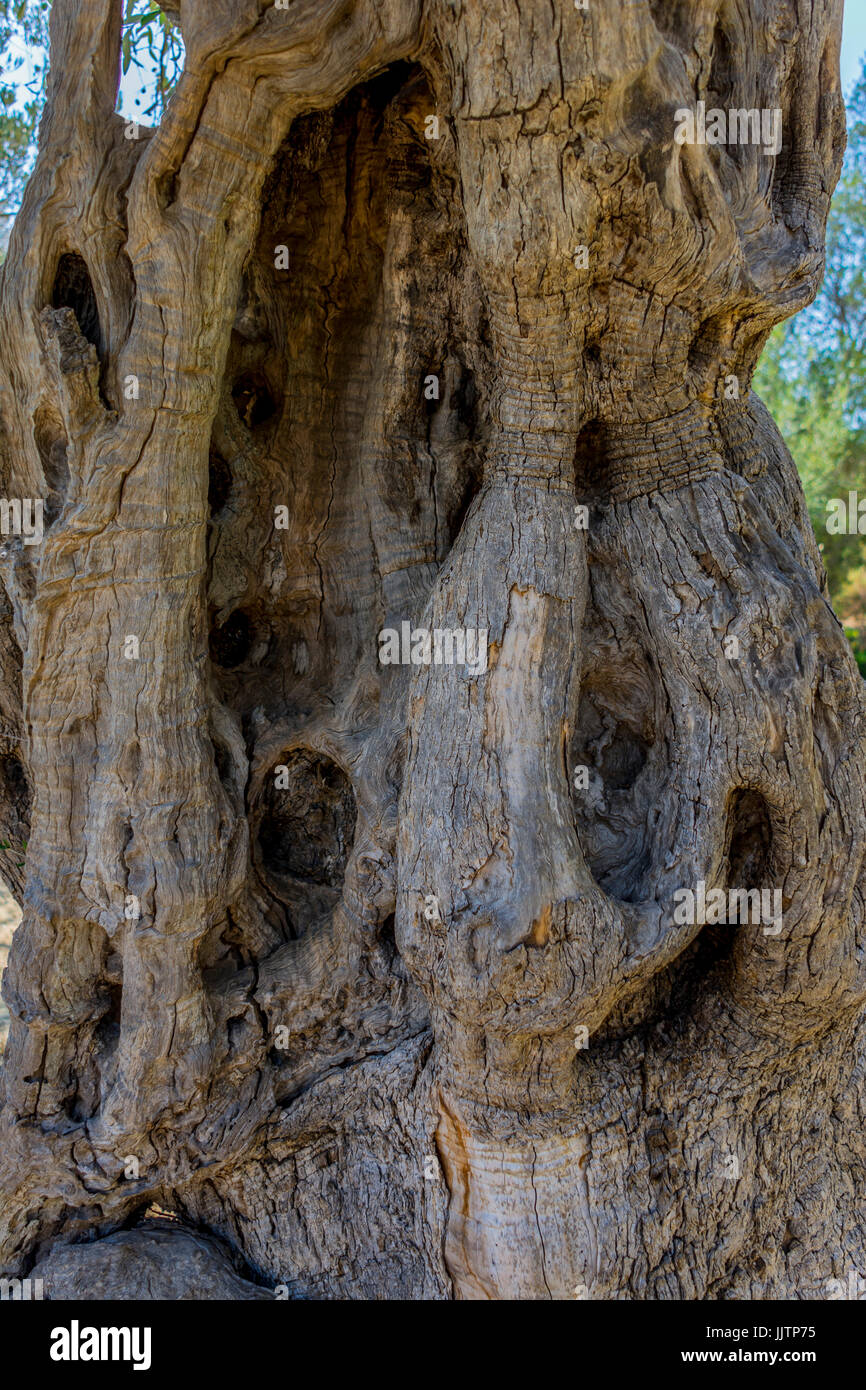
xmin=0 ymin=0 xmax=864 ymax=1301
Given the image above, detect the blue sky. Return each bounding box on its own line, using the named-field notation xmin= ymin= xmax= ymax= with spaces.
xmin=842 ymin=3 xmax=866 ymax=91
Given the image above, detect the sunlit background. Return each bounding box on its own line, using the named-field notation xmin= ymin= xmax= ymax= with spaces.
xmin=2 ymin=3 xmax=866 ymax=1043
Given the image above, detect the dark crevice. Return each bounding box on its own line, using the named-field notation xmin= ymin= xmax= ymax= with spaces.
xmin=569 ymin=650 xmax=659 ymax=905
xmin=725 ymin=788 xmax=773 ymax=889
xmin=209 ymin=610 xmax=254 ymax=669
xmin=208 ymin=446 xmax=232 ymax=515
xmin=593 ymin=921 xmax=738 ymax=1051
xmin=446 ymin=470 xmax=482 ymax=548
xmin=450 ymin=363 xmax=478 ymax=436
xmin=51 ymin=253 xmax=102 ymax=354
xmin=257 ymin=750 xmax=356 ymax=890
xmin=156 ymin=168 xmax=179 ymax=212
xmin=0 ymin=753 xmax=31 ymax=897
xmin=33 ymin=403 xmax=69 ymax=526
xmin=94 ymin=981 xmax=123 ymax=1053
xmin=213 ymin=738 xmax=233 ymax=789
xmin=592 ymin=788 xmax=774 ymax=1050
xmin=646 ymin=0 xmax=687 ymax=45
xmin=707 ymin=15 xmax=737 ymax=110
xmin=573 ymin=419 xmax=611 ymax=506
xmin=232 ymin=371 xmax=280 ymax=431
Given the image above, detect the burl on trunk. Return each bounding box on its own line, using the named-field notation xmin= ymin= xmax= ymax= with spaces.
xmin=0 ymin=0 xmax=863 ymax=1300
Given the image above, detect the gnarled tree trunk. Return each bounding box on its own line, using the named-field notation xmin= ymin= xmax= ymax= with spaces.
xmin=1 ymin=0 xmax=864 ymax=1300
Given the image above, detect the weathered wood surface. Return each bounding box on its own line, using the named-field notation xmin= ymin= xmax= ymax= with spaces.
xmin=0 ymin=884 xmax=19 ymax=1055
xmin=0 ymin=0 xmax=863 ymax=1299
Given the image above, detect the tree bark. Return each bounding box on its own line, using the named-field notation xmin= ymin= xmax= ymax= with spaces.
xmin=1 ymin=0 xmax=863 ymax=1300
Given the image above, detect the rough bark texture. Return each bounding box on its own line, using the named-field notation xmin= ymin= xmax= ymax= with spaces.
xmin=0 ymin=0 xmax=863 ymax=1300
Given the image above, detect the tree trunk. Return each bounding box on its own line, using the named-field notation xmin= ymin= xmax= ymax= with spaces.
xmin=1 ymin=0 xmax=863 ymax=1301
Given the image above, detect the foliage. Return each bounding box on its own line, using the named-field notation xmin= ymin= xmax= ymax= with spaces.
xmin=122 ymin=0 xmax=183 ymax=123
xmin=0 ymin=838 xmax=26 ymax=869
xmin=0 ymin=0 xmax=183 ymax=245
xmin=755 ymin=61 xmax=866 ymax=674
xmin=0 ymin=0 xmax=50 ymax=235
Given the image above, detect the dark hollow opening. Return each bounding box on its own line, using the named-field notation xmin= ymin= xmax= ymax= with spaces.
xmin=208 ymin=446 xmax=232 ymax=515
xmin=258 ymin=750 xmax=356 ymax=889
xmin=599 ymin=726 xmax=650 ymax=791
xmin=569 ymin=665 xmax=658 ymax=906
xmin=0 ymin=753 xmax=31 ymax=828
xmin=94 ymin=981 xmax=123 ymax=1051
xmin=213 ymin=738 xmax=233 ymax=788
xmin=592 ymin=917 xmax=739 ymax=1052
xmin=725 ymin=787 xmax=773 ymax=888
xmin=646 ymin=0 xmax=684 ymax=45
xmin=209 ymin=610 xmax=254 ymax=669
xmin=450 ymin=364 xmax=479 ymax=435
xmin=707 ymin=16 xmax=737 ymax=108
xmin=232 ymin=371 xmax=279 ymax=431
xmin=573 ymin=419 xmax=611 ymax=505
xmin=51 ymin=253 xmax=102 ymax=352
xmin=156 ymin=168 xmax=179 ymax=212
xmin=446 ymin=472 xmax=482 ymax=548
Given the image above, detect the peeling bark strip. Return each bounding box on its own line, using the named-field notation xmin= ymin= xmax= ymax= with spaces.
xmin=0 ymin=0 xmax=863 ymax=1301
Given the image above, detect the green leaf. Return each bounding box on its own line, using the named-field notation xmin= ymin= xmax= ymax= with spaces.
xmin=124 ymin=9 xmax=161 ymax=27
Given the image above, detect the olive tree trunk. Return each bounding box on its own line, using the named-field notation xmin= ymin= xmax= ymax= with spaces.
xmin=1 ymin=0 xmax=864 ymax=1300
